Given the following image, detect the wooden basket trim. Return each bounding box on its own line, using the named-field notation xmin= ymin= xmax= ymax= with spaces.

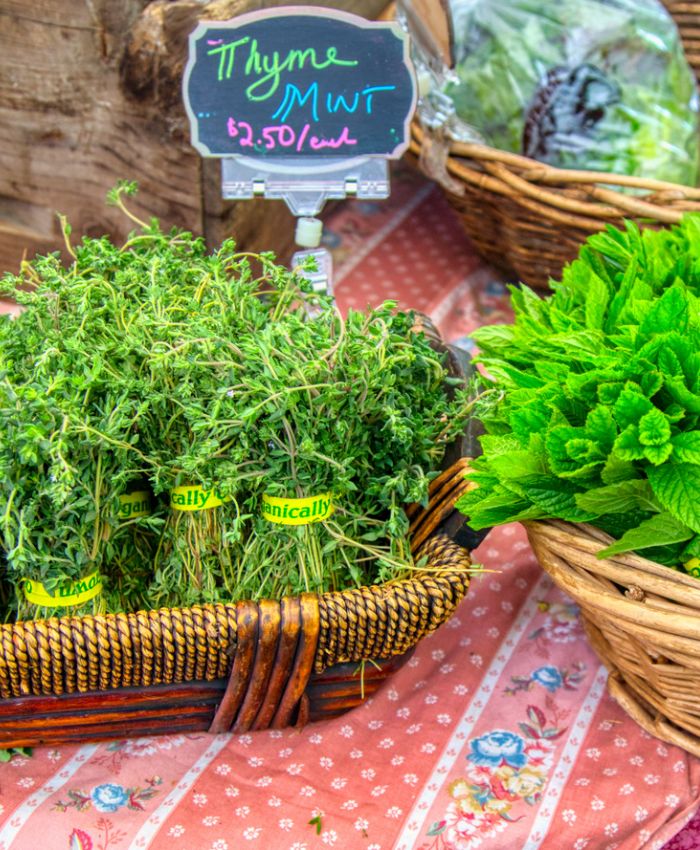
xmin=208 ymin=594 xmax=322 ymax=734
xmin=208 ymin=600 xmax=260 ymax=734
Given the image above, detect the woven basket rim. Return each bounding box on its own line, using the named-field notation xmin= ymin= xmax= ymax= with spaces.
xmin=525 ymin=518 xmax=699 ymax=580
xmin=524 ymin=516 xmax=700 ymax=757
xmin=3 ymin=555 xmax=471 ymax=629
xmin=411 ymin=122 xmax=700 ymax=228
xmin=524 ymin=518 xmax=700 ymax=614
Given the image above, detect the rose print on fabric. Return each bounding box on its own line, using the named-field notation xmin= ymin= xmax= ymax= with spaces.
xmin=422 ymin=706 xmax=565 ymax=849
xmin=468 ymin=731 xmax=528 ymax=769
xmin=505 ymin=662 xmax=587 ymax=696
xmin=91 ymin=784 xmax=130 ymax=813
xmin=54 ymin=777 xmax=163 ymax=813
xmin=529 ymin=601 xmax=582 ymax=656
xmin=532 ymin=666 xmax=563 ymax=692
xmin=68 ymin=828 xmax=93 ymax=850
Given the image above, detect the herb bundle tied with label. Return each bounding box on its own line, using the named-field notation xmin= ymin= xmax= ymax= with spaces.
xmin=0 ymin=182 xmax=472 ymax=621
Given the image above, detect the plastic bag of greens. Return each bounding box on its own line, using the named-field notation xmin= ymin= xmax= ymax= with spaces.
xmin=401 ymin=0 xmax=700 ymax=185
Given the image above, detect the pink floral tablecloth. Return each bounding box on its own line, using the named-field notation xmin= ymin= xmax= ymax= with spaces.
xmin=1 ymin=166 xmax=699 ymax=850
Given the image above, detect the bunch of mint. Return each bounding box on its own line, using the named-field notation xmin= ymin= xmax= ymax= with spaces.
xmin=457 ymin=215 xmax=700 ymax=568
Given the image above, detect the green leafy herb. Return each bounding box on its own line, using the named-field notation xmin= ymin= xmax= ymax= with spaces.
xmin=434 ymin=0 xmax=699 ymax=184
xmin=0 ymin=183 xmax=473 ymax=618
xmin=457 ymin=215 xmax=700 ymax=571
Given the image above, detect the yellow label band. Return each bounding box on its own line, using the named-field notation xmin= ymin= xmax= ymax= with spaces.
xmin=118 ymin=490 xmax=152 ymax=519
xmin=22 ymin=570 xmax=102 ymax=607
xmin=171 ymin=484 xmax=231 ymax=512
xmin=685 ymin=557 xmax=700 ymax=578
xmin=262 ymin=493 xmax=334 ymax=525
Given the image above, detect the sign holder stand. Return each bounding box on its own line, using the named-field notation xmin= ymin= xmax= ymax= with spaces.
xmin=221 ymin=154 xmax=391 ymax=295
xmin=220 ymin=155 xmax=390 ymax=217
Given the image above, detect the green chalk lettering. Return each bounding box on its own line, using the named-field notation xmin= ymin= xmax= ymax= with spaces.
xmin=242 ymin=42 xmax=358 ymax=101
xmin=207 ymin=36 xmax=251 ymax=82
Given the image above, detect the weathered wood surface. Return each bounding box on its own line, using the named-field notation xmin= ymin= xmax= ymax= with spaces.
xmin=0 ymin=0 xmax=388 ymax=275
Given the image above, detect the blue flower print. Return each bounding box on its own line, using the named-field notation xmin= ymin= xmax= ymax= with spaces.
xmin=467 ymin=730 xmax=527 ymax=769
xmin=90 ymin=783 xmax=129 ymax=812
xmin=485 ymin=280 xmax=507 ymax=296
xmin=532 ymin=665 xmax=564 ymax=692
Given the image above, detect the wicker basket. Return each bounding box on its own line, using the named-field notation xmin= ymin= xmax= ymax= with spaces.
xmin=408 ymin=1 xmax=700 ymax=290
xmin=525 ymin=519 xmax=700 ymax=757
xmin=0 ymin=456 xmax=476 ymax=748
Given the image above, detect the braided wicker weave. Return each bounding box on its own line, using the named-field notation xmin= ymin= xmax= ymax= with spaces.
xmin=409 ymin=0 xmax=700 ymax=290
xmin=0 ymin=457 xmax=474 ymax=747
xmin=526 ymin=519 xmax=700 ymax=757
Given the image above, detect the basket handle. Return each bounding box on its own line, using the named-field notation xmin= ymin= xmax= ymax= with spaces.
xmin=407 ymin=457 xmax=489 ymax=554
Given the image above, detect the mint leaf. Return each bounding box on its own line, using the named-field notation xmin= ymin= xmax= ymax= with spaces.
xmin=601 ymin=454 xmax=637 ymax=484
xmin=479 ymin=434 xmax=524 ymax=456
xmin=584 ymin=272 xmax=610 ymax=330
xmin=658 ymin=346 xmax=683 ymax=379
xmin=510 ymin=406 xmax=549 ymax=441
xmin=598 ymin=381 xmax=625 ymax=405
xmin=524 ymin=476 xmax=597 ymax=522
xmin=584 ymin=406 xmax=616 ymax=449
xmin=638 ymin=409 xmax=670 ymax=447
xmin=575 ymin=479 xmax=658 ymax=514
xmin=681 ymin=534 xmax=700 ymax=561
xmin=597 ymin=512 xmax=693 ymax=558
xmin=546 ymin=426 xmax=605 ymax=478
xmin=456 ymin=487 xmax=541 ymax=530
xmin=613 ymin=425 xmax=645 ymax=461
xmin=672 ymin=431 xmax=700 ymax=464
xmin=484 ymin=363 xmax=545 ymax=390
xmin=664 ymin=375 xmax=700 ymax=414
xmin=639 ymin=283 xmax=689 ymax=339
xmin=470 ymin=324 xmax=516 ymax=351
xmin=489 ymin=450 xmax=545 ymax=480
xmin=643 ymin=443 xmax=673 ymax=466
xmin=648 ymin=463 xmax=700 ymax=533
xmin=613 ymin=386 xmax=652 ymax=429
xmin=640 ymin=369 xmax=663 ymax=398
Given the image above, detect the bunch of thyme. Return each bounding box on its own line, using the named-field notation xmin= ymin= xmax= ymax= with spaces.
xmin=0 ymin=181 xmax=473 ymax=618
xmin=0 ymin=226 xmax=159 ymax=619
xmin=226 ymin=303 xmax=469 ymax=600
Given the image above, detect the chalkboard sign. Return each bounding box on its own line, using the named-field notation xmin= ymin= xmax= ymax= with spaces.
xmin=183 ymin=7 xmax=417 ymax=159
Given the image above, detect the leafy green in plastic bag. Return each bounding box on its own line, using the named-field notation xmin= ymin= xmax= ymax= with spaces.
xmin=433 ymin=0 xmax=700 ymax=184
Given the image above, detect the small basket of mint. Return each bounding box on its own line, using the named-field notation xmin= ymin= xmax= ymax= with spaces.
xmin=457 ymin=213 xmax=700 ymax=756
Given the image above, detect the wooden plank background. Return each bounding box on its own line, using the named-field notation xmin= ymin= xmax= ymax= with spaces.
xmin=0 ymin=0 xmax=388 ymax=275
